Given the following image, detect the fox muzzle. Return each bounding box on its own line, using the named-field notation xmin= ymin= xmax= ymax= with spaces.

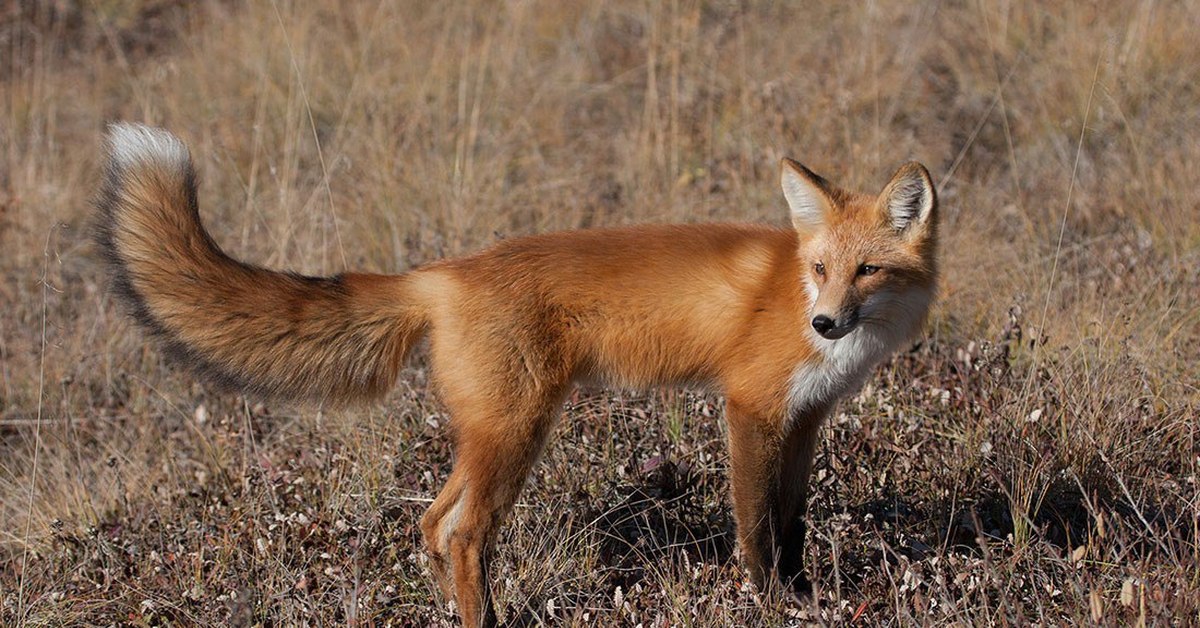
xmin=810 ymin=310 xmax=859 ymax=340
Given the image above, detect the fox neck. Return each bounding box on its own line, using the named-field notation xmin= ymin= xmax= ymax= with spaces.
xmin=787 ymin=286 xmax=933 ymax=419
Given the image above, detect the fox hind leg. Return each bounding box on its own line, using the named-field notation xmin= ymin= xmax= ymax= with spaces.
xmin=421 ymin=392 xmax=564 ymax=627
xmin=420 ymin=471 xmax=466 ymax=601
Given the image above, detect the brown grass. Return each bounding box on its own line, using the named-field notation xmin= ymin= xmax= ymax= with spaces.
xmin=2 ymin=0 xmax=1198 ymax=624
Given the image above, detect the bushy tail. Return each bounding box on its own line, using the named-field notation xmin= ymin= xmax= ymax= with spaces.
xmin=94 ymin=123 xmax=428 ymax=403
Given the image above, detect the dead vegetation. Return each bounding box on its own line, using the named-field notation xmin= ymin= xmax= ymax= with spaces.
xmin=1 ymin=1 xmax=1197 ymax=625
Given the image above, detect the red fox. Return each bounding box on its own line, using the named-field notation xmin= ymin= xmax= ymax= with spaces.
xmin=95 ymin=123 xmax=937 ymax=626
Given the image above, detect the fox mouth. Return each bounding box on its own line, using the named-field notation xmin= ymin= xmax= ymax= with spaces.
xmin=816 ymin=325 xmax=855 ymax=340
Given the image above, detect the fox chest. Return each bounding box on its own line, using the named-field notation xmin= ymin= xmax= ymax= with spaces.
xmin=785 ymin=332 xmax=887 ymax=417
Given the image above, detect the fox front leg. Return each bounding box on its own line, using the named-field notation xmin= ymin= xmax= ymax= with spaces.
xmin=774 ymin=412 xmax=825 ymax=597
xmin=726 ymin=397 xmax=824 ymax=598
xmin=725 ymin=398 xmax=783 ymax=590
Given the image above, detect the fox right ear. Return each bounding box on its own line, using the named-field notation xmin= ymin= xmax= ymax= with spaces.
xmin=781 ymin=158 xmax=834 ymax=232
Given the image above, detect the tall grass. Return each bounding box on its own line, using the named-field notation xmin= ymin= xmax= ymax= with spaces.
xmin=1 ymin=1 xmax=1197 ymax=624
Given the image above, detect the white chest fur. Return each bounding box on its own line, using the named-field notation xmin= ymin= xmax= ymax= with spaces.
xmin=786 ymin=286 xmax=933 ymax=417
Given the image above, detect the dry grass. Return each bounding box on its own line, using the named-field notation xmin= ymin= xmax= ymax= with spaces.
xmin=2 ymin=0 xmax=1198 ymax=624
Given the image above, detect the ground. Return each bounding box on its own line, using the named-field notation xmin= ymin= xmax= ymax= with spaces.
xmin=1 ymin=1 xmax=1197 ymax=625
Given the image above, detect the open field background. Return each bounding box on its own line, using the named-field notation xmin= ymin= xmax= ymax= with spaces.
xmin=2 ymin=0 xmax=1198 ymax=624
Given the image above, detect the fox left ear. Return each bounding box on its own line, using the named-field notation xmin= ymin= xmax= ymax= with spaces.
xmin=879 ymin=162 xmax=936 ymax=235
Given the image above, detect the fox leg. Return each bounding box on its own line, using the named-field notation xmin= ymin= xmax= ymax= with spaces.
xmin=421 ymin=471 xmax=466 ymax=600
xmin=775 ymin=412 xmax=824 ymax=596
xmin=726 ymin=397 xmax=825 ymax=598
xmin=725 ymin=398 xmax=785 ymax=591
xmin=421 ymin=394 xmax=562 ymax=627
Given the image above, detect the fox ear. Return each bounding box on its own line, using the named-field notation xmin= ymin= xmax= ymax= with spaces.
xmin=879 ymin=162 xmax=936 ymax=234
xmin=781 ymin=158 xmax=834 ymax=231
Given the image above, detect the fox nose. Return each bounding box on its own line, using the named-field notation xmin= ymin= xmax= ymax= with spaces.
xmin=811 ymin=315 xmax=835 ymax=335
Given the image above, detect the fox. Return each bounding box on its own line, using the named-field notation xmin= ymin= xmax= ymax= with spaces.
xmin=94 ymin=122 xmax=937 ymax=626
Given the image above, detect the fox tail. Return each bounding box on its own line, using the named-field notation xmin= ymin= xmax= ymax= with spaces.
xmin=94 ymin=123 xmax=427 ymax=404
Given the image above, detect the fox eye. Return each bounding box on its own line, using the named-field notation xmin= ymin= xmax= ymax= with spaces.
xmin=814 ymin=262 xmax=825 ymax=276
xmin=858 ymin=264 xmax=880 ymax=276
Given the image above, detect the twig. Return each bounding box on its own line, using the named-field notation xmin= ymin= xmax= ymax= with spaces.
xmin=17 ymin=224 xmax=58 ymax=621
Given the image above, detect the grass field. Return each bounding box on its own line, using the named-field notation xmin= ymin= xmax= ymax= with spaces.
xmin=2 ymin=1 xmax=1198 ymax=625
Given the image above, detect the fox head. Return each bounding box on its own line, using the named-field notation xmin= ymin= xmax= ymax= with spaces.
xmin=780 ymin=158 xmax=938 ymax=342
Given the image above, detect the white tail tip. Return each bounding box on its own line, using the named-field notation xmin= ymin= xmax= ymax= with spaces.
xmin=106 ymin=122 xmax=190 ymax=170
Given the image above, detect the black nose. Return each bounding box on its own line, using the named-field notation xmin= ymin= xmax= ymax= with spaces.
xmin=811 ymin=315 xmax=835 ymax=334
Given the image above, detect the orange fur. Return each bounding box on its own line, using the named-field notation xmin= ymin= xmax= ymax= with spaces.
xmin=95 ymin=123 xmax=938 ymax=626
